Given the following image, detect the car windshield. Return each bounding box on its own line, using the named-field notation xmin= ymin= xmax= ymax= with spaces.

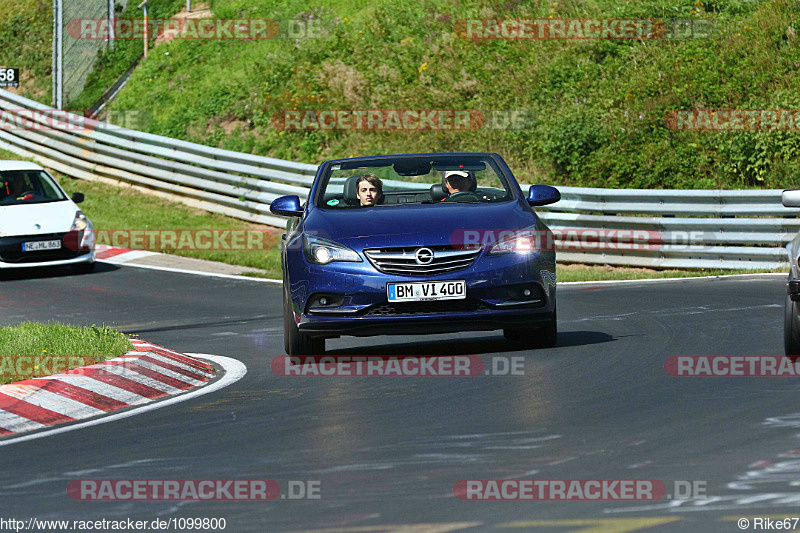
xmin=315 ymin=155 xmax=514 ymax=208
xmin=0 ymin=170 xmax=67 ymax=206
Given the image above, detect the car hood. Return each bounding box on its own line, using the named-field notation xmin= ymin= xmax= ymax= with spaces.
xmin=304 ymin=201 xmax=537 ymax=248
xmin=0 ymin=201 xmax=78 ymax=236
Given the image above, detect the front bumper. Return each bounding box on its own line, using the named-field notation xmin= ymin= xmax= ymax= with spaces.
xmin=287 ymin=248 xmax=556 ymax=338
xmin=0 ymin=251 xmax=94 ymax=269
xmin=298 ymin=306 xmax=554 ymax=337
xmin=0 ymin=231 xmax=94 ymax=269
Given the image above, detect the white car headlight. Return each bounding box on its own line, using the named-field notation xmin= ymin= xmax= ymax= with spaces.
xmin=70 ymin=211 xmax=90 ymax=231
xmin=304 ymin=235 xmax=361 ymax=264
xmin=70 ymin=211 xmax=95 ymax=250
xmin=487 ymin=227 xmax=540 ymax=255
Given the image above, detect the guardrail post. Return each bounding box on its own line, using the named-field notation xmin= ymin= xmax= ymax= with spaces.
xmin=138 ymin=0 xmax=148 ymax=59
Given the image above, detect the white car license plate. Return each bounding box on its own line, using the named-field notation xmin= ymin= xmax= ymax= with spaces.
xmin=23 ymin=240 xmax=61 ymax=252
xmin=387 ymin=280 xmax=466 ymax=302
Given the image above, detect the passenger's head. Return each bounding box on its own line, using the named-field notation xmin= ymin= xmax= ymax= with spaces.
xmin=356 ymin=173 xmax=383 ymax=206
xmin=444 ymin=170 xmax=474 ymax=194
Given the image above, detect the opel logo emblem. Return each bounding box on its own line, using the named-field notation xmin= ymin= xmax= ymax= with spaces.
xmin=34 ymin=224 xmax=41 ymax=230
xmin=415 ymin=247 xmax=434 ymax=265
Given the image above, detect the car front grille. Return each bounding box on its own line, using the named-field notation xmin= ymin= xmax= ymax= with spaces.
xmin=363 ymin=299 xmax=491 ymax=316
xmin=363 ymin=245 xmax=481 ymax=276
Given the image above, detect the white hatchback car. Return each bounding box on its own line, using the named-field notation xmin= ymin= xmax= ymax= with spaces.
xmin=0 ymin=161 xmax=95 ymax=275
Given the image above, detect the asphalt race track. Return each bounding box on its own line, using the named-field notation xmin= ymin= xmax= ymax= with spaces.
xmin=1 ymin=263 xmax=799 ymax=532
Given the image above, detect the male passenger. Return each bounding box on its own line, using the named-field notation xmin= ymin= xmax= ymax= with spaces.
xmin=441 ymin=170 xmax=475 ymax=201
xmin=356 ymin=173 xmax=383 ymax=206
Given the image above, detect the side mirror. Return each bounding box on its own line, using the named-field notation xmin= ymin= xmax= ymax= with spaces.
xmin=270 ymin=195 xmax=304 ymax=217
xmin=783 ymin=190 xmax=800 ymax=208
xmin=71 ymin=192 xmax=85 ymax=204
xmin=527 ymin=185 xmax=560 ymax=207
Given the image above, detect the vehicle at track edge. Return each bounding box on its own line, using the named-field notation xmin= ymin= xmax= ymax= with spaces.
xmin=782 ymin=189 xmax=800 ymax=356
xmin=0 ymin=161 xmax=94 ymax=276
xmin=271 ymin=152 xmax=560 ymax=355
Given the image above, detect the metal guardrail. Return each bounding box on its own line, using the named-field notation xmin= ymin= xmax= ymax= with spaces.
xmin=0 ymin=89 xmax=794 ymax=269
xmin=0 ymin=89 xmax=316 ymax=227
xmin=536 ymin=188 xmax=796 ymax=269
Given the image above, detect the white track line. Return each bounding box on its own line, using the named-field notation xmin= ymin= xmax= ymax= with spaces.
xmin=561 ymin=272 xmax=786 ymax=286
xmin=100 ymin=250 xmax=159 ymax=263
xmin=0 ymin=354 xmax=246 ymax=447
xmin=101 ymin=261 xmax=282 ymax=283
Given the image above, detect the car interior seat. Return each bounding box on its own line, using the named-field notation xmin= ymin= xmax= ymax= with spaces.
xmin=342 ymin=175 xmax=362 ymax=206
xmin=429 ymin=184 xmax=447 ymax=202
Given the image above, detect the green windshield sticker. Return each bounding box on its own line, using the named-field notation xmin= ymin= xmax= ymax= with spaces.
xmin=327 ymin=199 xmax=340 ymax=206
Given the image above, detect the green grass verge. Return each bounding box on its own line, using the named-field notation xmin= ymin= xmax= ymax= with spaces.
xmin=66 ymin=0 xmax=188 ymax=111
xmin=0 ymin=323 xmax=133 ymax=385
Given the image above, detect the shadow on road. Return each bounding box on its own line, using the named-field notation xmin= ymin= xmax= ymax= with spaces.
xmin=0 ymin=261 xmax=117 ymax=281
xmin=327 ymin=330 xmax=614 ymax=356
xmin=555 ymin=330 xmax=615 ymax=347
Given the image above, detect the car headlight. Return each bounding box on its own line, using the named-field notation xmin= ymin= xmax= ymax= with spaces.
xmin=487 ymin=227 xmax=539 ymax=255
xmin=70 ymin=211 xmax=94 ymax=250
xmin=304 ymin=235 xmax=361 ymax=264
xmin=71 ymin=211 xmax=90 ymax=231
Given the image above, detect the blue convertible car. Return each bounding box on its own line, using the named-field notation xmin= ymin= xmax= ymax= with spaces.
xmin=270 ymin=153 xmax=561 ymax=355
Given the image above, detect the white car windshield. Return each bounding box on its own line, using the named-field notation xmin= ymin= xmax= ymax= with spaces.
xmin=316 ymin=156 xmax=514 ymax=208
xmin=0 ymin=170 xmax=67 ymax=206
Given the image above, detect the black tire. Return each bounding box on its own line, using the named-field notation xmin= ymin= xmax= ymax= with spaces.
xmin=784 ymin=293 xmax=800 ymax=358
xmin=504 ymin=303 xmax=558 ymax=349
xmin=283 ymin=284 xmax=325 ymax=355
xmin=72 ymin=261 xmax=95 ymax=275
